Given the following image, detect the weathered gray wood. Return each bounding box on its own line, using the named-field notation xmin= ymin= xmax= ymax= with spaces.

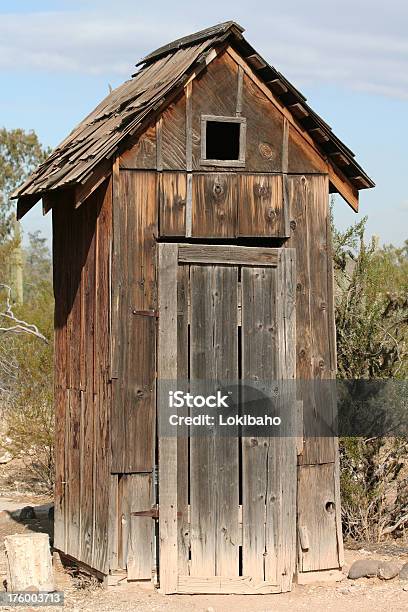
xmin=189 ymin=265 xmax=239 ymax=577
xmin=5 ymin=534 xmax=54 ymax=592
xmin=127 ymin=474 xmax=153 ymax=580
xmin=271 ymin=248 xmax=297 ymax=593
xmin=177 ymin=575 xmax=282 ymax=594
xmin=178 ymin=244 xmax=279 ymax=266
xmin=158 ymin=243 xmax=179 ymax=594
xmin=108 ymin=475 xmax=119 ymax=571
xmin=176 ymin=265 xmax=190 ymax=575
xmin=297 ymin=463 xmax=340 ymax=572
xmin=241 ymin=266 xmax=277 ymax=582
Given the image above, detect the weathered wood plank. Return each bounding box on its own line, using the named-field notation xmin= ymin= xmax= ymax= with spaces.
xmin=108 ymin=475 xmax=119 ymax=572
xmin=111 ymin=170 xmax=158 ymax=473
xmin=241 ymin=266 xmax=278 ymax=583
xmin=177 ymin=575 xmax=282 ymax=594
xmin=189 ymin=265 xmax=239 ymax=577
xmin=176 ymin=264 xmax=189 ymax=575
xmin=178 ymin=244 xmax=279 ymax=266
xmin=159 ymin=172 xmax=186 ymax=236
xmin=240 ymin=73 xmax=284 ymax=172
xmin=297 ymin=463 xmax=340 ymax=572
xmin=238 ymin=174 xmax=285 ymax=237
xmin=120 ymin=124 xmax=157 ymax=169
xmin=93 ymin=177 xmax=112 ymax=575
xmin=158 ymin=243 xmax=179 ymax=594
xmin=191 ymin=173 xmax=237 ymax=238
xmin=192 ymin=52 xmax=239 ymax=169
xmin=127 ymin=474 xmax=153 ymax=580
xmin=272 ymin=248 xmax=297 ymax=593
xmin=162 ymin=95 xmax=186 ymax=170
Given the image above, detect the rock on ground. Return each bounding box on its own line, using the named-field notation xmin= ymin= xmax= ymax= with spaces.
xmin=378 ymin=561 xmax=401 ymax=580
xmin=399 ymin=563 xmax=408 ymax=581
xmin=348 ymin=559 xmax=381 ymax=579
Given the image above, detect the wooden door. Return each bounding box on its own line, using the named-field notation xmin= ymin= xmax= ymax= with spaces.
xmin=157 ymin=244 xmax=297 ymax=594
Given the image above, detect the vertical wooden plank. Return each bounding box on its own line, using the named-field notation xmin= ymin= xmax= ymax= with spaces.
xmin=119 ymin=124 xmax=157 ymax=169
xmin=176 ymin=264 xmax=190 ymax=575
xmin=240 ymin=72 xmax=284 ymax=173
xmin=108 ymin=475 xmax=119 ymax=572
xmin=192 ymin=174 xmax=237 ymax=238
xmin=110 ymin=156 xmax=120 ymax=380
xmin=162 ymin=95 xmax=186 ymax=170
xmin=238 ymin=174 xmax=284 ymax=237
xmin=93 ymin=178 xmax=112 ymax=575
xmin=158 ymin=243 xmax=179 ymax=594
xmin=111 ymin=170 xmax=158 ymax=473
xmin=236 ymin=65 xmax=244 ymax=116
xmin=66 ymin=389 xmax=81 ymax=560
xmin=156 ymin=117 xmax=163 ymax=171
xmin=159 ymin=172 xmax=186 ymax=236
xmin=190 ymin=265 xmax=239 ymax=577
xmin=53 ymin=387 xmax=66 ymax=552
xmin=185 ymin=82 xmax=193 ymax=173
xmin=270 ymin=248 xmax=297 ymax=592
xmin=297 ymin=463 xmax=339 ymax=572
xmin=127 ymin=474 xmax=154 ymax=580
xmin=241 ymin=266 xmax=278 ymax=583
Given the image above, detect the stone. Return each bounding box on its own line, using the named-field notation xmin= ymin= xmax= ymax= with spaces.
xmin=348 ymin=559 xmax=381 ymax=579
xmin=378 ymin=561 xmax=400 ymax=580
xmin=19 ymin=506 xmax=36 ymax=520
xmin=0 ymin=451 xmax=12 ymax=464
xmin=399 ymin=562 xmax=408 ymax=581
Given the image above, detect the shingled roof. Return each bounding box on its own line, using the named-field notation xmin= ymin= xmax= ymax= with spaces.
xmin=13 ymin=21 xmax=374 ymax=215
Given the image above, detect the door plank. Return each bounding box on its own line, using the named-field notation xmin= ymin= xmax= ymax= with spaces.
xmin=241 ymin=266 xmax=278 ymax=583
xmin=189 ymin=265 xmax=239 ymax=577
xmin=158 ymin=243 xmax=179 ymax=594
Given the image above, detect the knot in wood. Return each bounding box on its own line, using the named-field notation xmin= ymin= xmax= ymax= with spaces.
xmin=258 ymin=142 xmax=274 ymax=159
xmin=255 ymin=183 xmax=270 ymax=198
xmin=265 ymin=207 xmax=276 ymax=221
xmin=213 ymin=182 xmax=224 ymax=198
xmin=290 ymin=220 xmax=297 ymax=230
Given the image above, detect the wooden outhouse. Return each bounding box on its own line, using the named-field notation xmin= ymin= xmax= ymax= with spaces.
xmin=14 ymin=22 xmax=374 ymax=594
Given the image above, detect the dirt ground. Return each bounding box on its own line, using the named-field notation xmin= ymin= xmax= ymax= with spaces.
xmin=1 ymin=485 xmax=408 ymax=611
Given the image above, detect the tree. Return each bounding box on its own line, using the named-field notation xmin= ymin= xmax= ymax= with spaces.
xmin=333 ymin=212 xmax=408 ymax=541
xmin=0 ymin=128 xmax=54 ymax=492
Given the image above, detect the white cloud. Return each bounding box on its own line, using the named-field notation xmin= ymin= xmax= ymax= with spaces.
xmin=0 ymin=1 xmax=407 ymax=99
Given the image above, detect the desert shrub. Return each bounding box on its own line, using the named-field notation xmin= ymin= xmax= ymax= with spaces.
xmin=334 ymin=212 xmax=408 ymax=541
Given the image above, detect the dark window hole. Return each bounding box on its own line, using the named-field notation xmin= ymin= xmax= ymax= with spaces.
xmin=206 ymin=121 xmax=240 ymax=160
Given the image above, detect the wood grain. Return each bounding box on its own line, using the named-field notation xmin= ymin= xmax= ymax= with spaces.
xmin=191 ymin=173 xmax=237 ymax=237
xmin=238 ymin=174 xmax=285 ymax=237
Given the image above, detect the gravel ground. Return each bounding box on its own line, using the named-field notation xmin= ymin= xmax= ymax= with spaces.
xmin=0 ymin=493 xmax=408 ymax=611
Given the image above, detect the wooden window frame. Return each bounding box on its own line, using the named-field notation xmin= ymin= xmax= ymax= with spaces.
xmin=200 ymin=115 xmax=247 ymax=168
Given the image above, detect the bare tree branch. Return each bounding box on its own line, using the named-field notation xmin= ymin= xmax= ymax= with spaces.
xmin=0 ymin=284 xmax=48 ymax=343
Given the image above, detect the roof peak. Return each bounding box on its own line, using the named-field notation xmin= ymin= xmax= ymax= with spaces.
xmin=137 ymin=20 xmax=244 ymax=66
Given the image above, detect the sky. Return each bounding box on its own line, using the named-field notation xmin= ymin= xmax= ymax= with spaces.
xmin=1 ymin=0 xmax=407 ymax=246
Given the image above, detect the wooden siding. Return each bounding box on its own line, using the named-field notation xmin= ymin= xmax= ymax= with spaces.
xmin=111 ymin=170 xmax=158 ymax=473
xmin=53 ymin=179 xmax=112 ymax=575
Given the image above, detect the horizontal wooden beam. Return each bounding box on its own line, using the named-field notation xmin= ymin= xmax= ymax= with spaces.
xmin=177 ymin=244 xmax=280 ymax=266
xmin=176 ymin=575 xmax=282 ymax=595
xmin=328 ymin=163 xmax=359 ymax=212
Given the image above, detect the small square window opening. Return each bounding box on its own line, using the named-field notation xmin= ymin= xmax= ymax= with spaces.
xmin=206 ymin=121 xmax=240 ymax=160
xmin=200 ymin=115 xmax=246 ymax=167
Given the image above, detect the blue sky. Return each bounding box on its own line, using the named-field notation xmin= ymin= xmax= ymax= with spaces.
xmin=2 ymin=0 xmax=407 ymax=246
